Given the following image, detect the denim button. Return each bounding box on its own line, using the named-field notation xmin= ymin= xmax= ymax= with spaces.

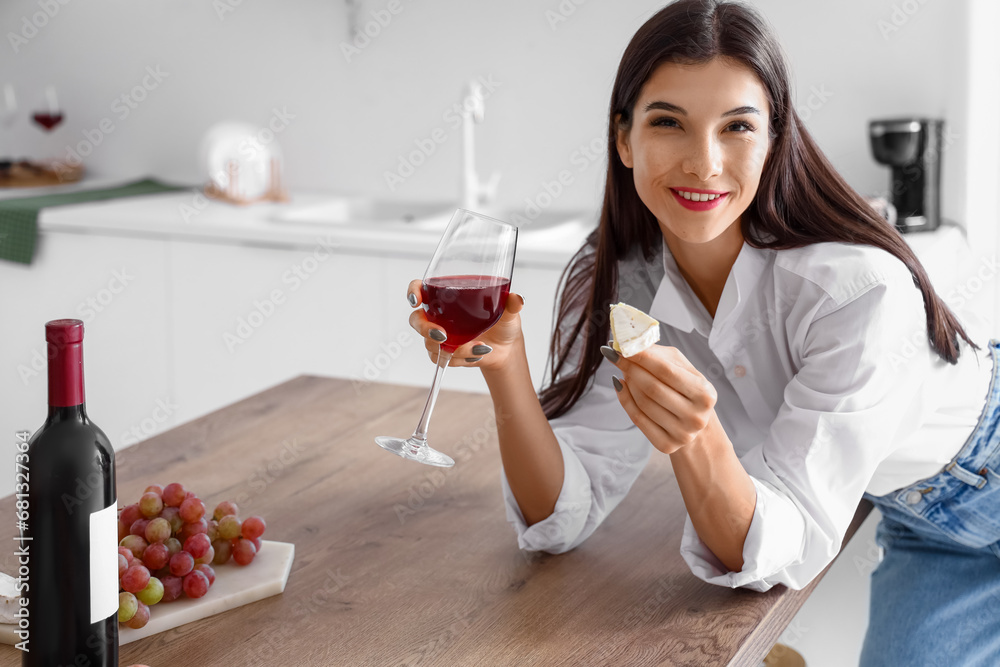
xmin=904 ymin=490 xmax=923 ymax=505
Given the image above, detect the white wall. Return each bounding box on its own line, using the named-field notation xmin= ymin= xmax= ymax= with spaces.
xmin=0 ymin=0 xmax=981 ymax=229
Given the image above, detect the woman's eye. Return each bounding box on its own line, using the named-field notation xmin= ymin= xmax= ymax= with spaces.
xmin=650 ymin=116 xmax=679 ymax=128
xmin=727 ymin=120 xmax=756 ymax=133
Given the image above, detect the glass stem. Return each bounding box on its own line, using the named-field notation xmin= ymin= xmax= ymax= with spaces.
xmin=411 ymin=346 xmax=453 ymax=444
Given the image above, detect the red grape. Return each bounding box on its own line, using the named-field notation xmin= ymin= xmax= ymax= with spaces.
xmin=142 ymin=542 xmax=170 ymax=571
xmin=217 ymin=515 xmax=241 ymax=541
xmin=119 ymin=504 xmax=143 ymax=527
xmin=129 ymin=518 xmax=151 ymax=538
xmin=194 ymin=545 xmax=215 ymax=566
xmin=118 ymin=520 xmax=130 ymax=543
xmin=212 ymin=539 xmax=232 ymax=565
xmin=118 ymin=554 xmax=129 ymax=579
xmin=139 ymin=491 xmax=164 ymax=518
xmin=144 ymin=484 xmax=164 ymax=496
xmin=144 ymin=517 xmax=171 ymax=544
xmin=249 ymin=536 xmax=262 ymax=552
xmin=184 ymin=533 xmax=211 ymax=559
xmin=179 ymin=497 xmax=206 ymax=523
xmin=182 ymin=570 xmax=209 ymax=599
xmin=126 ymin=601 xmax=150 ymax=629
xmin=195 ymin=564 xmax=215 ymax=586
xmin=119 ymin=535 xmax=148 ymax=559
xmin=232 ymin=539 xmax=256 ymax=566
xmin=213 ymin=500 xmax=239 ymax=521
xmin=168 ymin=551 xmax=194 ymax=577
xmin=178 ymin=518 xmax=208 ymax=543
xmin=241 ymin=516 xmax=266 ymax=540
xmin=160 ymin=575 xmax=183 ymax=602
xmin=121 ymin=564 xmax=151 ymax=594
xmin=118 ymin=546 xmax=135 ymax=565
xmin=162 ymin=482 xmax=186 ymax=508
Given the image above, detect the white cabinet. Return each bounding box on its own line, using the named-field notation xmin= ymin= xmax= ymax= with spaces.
xmin=0 ymin=231 xmax=174 ymax=498
xmin=167 ymin=243 xmax=566 ymax=427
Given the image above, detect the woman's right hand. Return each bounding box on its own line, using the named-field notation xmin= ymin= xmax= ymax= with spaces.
xmin=406 ymin=279 xmax=526 ymax=372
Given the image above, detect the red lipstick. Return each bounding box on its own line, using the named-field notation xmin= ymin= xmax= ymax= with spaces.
xmin=670 ymin=188 xmax=728 ymax=211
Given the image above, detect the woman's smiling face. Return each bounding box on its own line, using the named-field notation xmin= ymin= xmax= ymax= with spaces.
xmin=616 ymin=57 xmax=771 ymax=244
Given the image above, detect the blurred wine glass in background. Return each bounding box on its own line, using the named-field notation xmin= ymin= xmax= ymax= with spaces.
xmin=32 ymin=85 xmax=63 ymax=131
xmin=1 ymin=84 xmax=16 ymax=128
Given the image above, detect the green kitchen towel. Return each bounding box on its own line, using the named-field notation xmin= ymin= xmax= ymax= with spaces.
xmin=0 ymin=178 xmax=190 ymax=265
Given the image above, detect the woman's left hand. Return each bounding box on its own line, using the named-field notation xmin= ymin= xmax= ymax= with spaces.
xmin=602 ymin=344 xmax=718 ymax=455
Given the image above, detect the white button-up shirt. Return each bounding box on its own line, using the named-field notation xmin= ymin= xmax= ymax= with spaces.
xmin=501 ymin=236 xmax=994 ymax=592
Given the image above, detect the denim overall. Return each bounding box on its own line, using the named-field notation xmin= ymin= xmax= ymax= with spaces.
xmin=859 ymin=339 xmax=1000 ymax=666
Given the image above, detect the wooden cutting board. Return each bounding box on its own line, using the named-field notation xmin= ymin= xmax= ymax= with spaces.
xmin=0 ymin=540 xmax=294 ymax=646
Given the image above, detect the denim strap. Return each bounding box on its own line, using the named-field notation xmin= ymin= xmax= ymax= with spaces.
xmin=944 ymin=461 xmax=988 ymax=489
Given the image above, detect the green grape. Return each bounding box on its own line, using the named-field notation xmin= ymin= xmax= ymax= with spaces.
xmin=139 ymin=491 xmax=164 ymax=518
xmin=136 ymin=577 xmax=164 ymax=606
xmin=217 ymin=515 xmax=241 ymax=541
xmin=144 ymin=517 xmax=171 ymax=543
xmin=164 ymin=537 xmax=182 ymax=556
xmin=161 ymin=506 xmax=183 ymax=534
xmin=119 ymin=535 xmax=148 ymax=560
xmin=118 ymin=592 xmax=138 ymax=623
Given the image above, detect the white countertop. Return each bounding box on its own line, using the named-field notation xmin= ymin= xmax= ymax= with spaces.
xmin=4 ymin=180 xmax=594 ymax=269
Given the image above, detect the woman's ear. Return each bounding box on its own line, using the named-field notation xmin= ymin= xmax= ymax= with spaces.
xmin=615 ymin=114 xmax=633 ymax=169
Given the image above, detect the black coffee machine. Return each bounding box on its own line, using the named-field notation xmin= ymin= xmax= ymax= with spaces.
xmin=869 ymin=118 xmax=943 ymax=233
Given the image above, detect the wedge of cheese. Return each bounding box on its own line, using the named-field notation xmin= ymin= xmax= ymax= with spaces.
xmin=609 ymin=302 xmax=660 ymax=357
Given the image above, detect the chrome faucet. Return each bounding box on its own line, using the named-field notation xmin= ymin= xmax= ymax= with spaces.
xmin=459 ymin=79 xmax=501 ymax=211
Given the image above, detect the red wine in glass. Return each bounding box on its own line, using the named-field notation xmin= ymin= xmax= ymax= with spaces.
xmin=375 ymin=209 xmax=517 ymax=468
xmin=421 ymin=275 xmax=510 ymax=353
xmin=32 ymin=111 xmax=64 ymax=131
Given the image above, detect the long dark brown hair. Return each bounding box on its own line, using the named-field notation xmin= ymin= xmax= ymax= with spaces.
xmin=539 ymin=0 xmax=979 ymax=419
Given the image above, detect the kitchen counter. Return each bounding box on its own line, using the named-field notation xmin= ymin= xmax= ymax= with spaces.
xmin=21 ymin=184 xmax=594 ymax=269
xmin=0 ymin=375 xmax=871 ymax=666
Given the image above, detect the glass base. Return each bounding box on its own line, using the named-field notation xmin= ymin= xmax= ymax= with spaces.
xmin=375 ymin=435 xmax=455 ymax=468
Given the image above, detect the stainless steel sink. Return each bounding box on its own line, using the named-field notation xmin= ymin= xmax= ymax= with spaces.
xmin=268 ymin=196 xmax=454 ymax=227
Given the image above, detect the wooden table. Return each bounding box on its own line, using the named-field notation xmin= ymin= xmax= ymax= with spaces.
xmin=0 ymin=376 xmax=871 ymax=666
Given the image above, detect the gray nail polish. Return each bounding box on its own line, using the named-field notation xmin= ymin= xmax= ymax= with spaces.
xmin=471 ymin=344 xmax=493 ymax=355
xmin=465 ymin=357 xmax=482 ymax=363
xmin=407 ymin=293 xmax=418 ymax=307
xmin=600 ymin=345 xmax=620 ymax=364
xmin=429 ymin=329 xmax=447 ymax=342
xmin=612 ymin=376 xmax=623 ymax=392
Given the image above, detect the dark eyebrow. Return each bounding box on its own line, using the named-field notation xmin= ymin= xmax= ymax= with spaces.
xmin=643 ymin=101 xmax=762 ymax=117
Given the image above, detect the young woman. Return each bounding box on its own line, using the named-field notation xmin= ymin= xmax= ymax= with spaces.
xmin=406 ymin=1 xmax=1000 ymax=663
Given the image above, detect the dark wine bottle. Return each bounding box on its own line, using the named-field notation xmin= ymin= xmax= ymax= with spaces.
xmin=22 ymin=320 xmax=118 ymax=666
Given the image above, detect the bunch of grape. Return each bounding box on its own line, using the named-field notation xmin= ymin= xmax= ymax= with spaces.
xmin=116 ymin=482 xmax=267 ymax=629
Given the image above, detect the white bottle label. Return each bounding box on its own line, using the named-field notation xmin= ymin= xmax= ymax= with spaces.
xmin=90 ymin=502 xmax=119 ymax=623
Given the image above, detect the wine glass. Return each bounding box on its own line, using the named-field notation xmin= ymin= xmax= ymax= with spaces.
xmin=31 ymin=85 xmax=63 ymax=131
xmin=1 ymin=84 xmax=16 ymax=128
xmin=375 ymin=209 xmax=517 ymax=467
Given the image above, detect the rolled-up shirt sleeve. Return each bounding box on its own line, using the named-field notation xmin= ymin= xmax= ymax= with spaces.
xmin=681 ymin=273 xmax=932 ymax=591
xmin=500 ymin=357 xmax=653 ymax=553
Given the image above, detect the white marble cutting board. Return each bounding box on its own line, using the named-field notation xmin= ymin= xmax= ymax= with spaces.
xmin=0 ymin=540 xmax=294 ymax=647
